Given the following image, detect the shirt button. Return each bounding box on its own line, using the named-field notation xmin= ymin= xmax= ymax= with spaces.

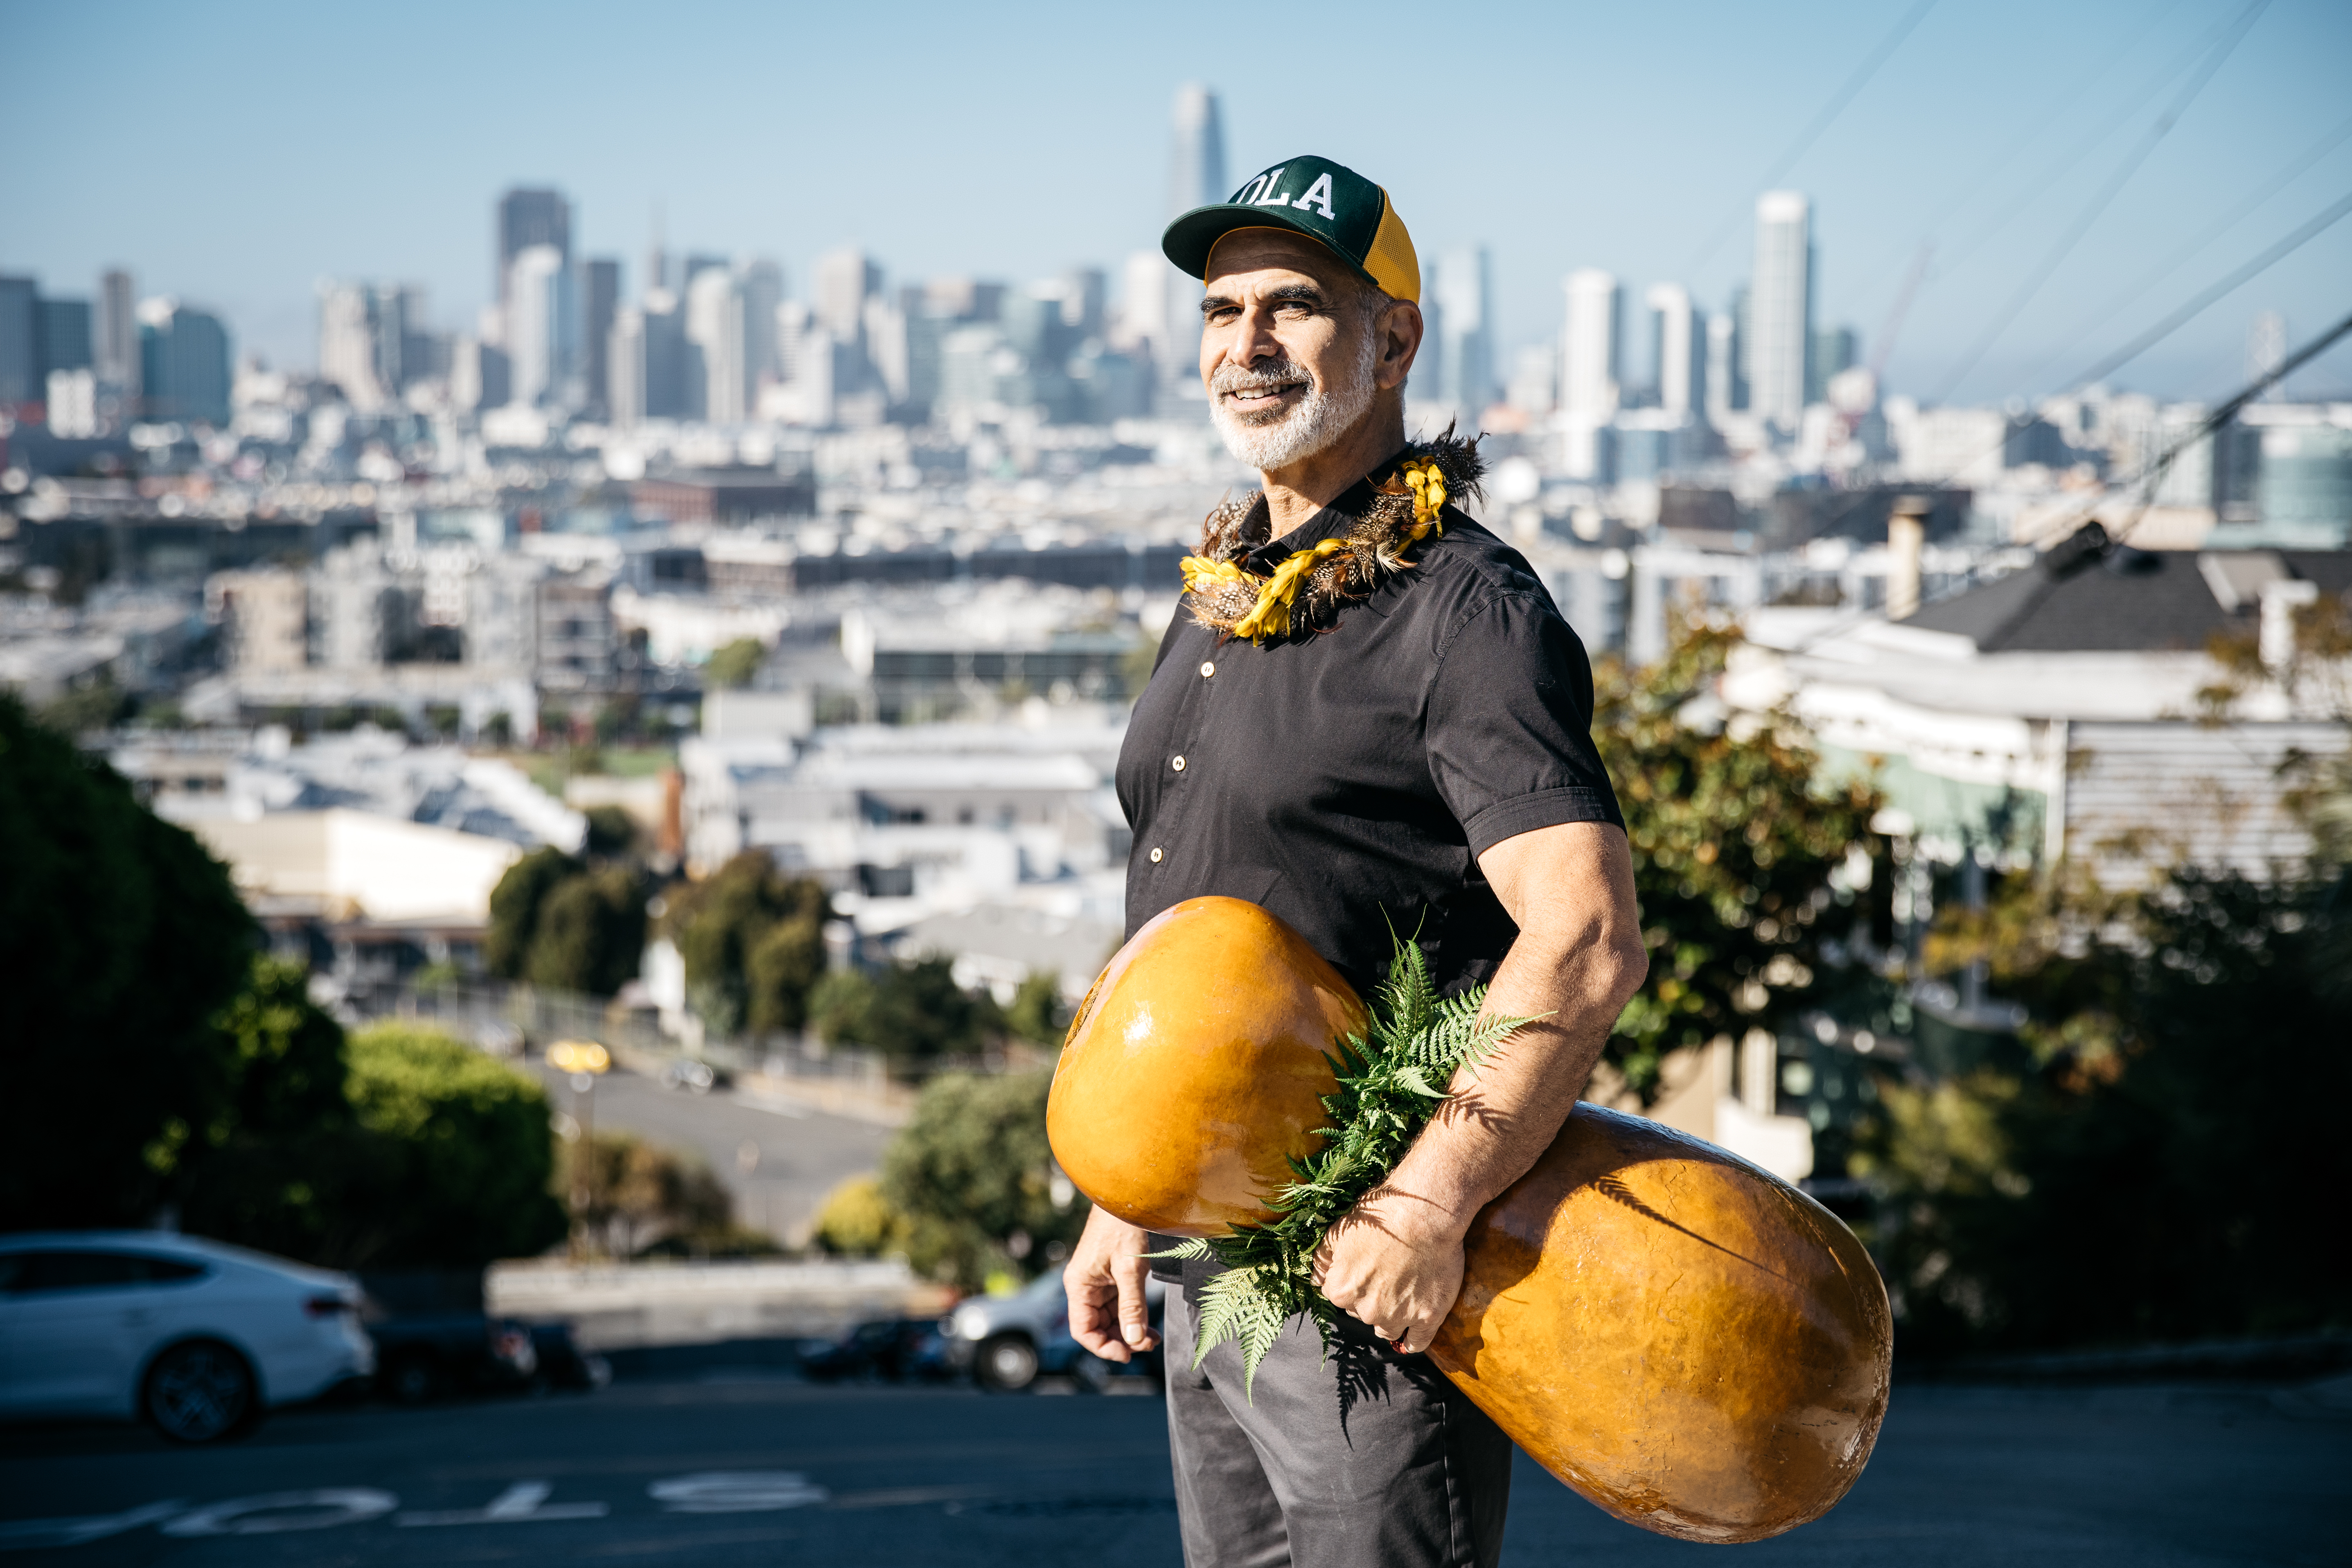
xmin=1148 ymin=847 xmax=1164 ymax=864
xmin=1171 ymin=756 xmax=1186 ymax=772
xmin=1200 ymin=661 xmax=1215 ymax=678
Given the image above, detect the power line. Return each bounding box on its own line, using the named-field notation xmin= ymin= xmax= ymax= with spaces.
xmin=2020 ymin=111 xmax=2352 ymax=390
xmin=2068 ymin=183 xmax=2352 ymax=390
xmin=2097 ymin=308 xmax=2352 ymax=547
xmin=1927 ymin=0 xmax=2269 ymax=404
xmin=1678 ymin=0 xmax=1939 ymax=277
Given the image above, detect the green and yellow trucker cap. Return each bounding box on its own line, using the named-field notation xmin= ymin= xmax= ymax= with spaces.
xmin=1162 ymin=155 xmax=1421 ymax=304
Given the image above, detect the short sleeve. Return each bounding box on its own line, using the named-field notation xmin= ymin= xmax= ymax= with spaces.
xmin=1425 ymin=592 xmax=1624 ymax=857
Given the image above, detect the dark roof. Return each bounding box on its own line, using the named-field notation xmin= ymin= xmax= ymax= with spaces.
xmin=1906 ymin=545 xmax=2352 ymax=654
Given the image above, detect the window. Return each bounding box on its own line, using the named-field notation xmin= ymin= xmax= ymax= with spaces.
xmin=0 ymin=1251 xmax=208 ymax=1293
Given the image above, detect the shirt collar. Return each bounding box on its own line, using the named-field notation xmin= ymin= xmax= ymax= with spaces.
xmin=1239 ymin=448 xmax=1412 ymax=573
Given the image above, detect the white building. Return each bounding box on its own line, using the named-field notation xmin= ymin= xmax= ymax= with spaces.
xmin=505 ymin=244 xmax=572 ymax=409
xmin=1748 ymin=192 xmax=1813 ymax=429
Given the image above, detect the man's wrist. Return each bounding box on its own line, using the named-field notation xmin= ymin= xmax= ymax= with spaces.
xmin=1360 ymin=1181 xmax=1475 ymax=1248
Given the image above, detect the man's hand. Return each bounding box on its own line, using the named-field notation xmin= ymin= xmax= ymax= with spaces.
xmin=1312 ymin=1185 xmax=1467 ymax=1356
xmin=1064 ymin=1205 xmax=1160 ymax=1363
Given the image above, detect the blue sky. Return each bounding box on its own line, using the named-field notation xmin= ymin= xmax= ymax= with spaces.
xmin=6 ymin=0 xmax=2348 ymax=405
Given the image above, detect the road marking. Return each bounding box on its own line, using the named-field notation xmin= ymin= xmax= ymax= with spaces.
xmin=648 ymin=1473 xmax=830 ymax=1513
xmin=0 ymin=1501 xmax=187 ymax=1551
xmin=161 ymin=1489 xmax=397 ymax=1536
xmin=397 ymin=1481 xmax=610 ymax=1527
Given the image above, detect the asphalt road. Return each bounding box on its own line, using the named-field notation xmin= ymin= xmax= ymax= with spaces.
xmin=532 ymin=1063 xmax=892 ymax=1245
xmin=2 ymin=1372 xmax=2345 ymax=1566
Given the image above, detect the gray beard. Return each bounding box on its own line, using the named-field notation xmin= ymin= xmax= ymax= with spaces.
xmin=1210 ymin=334 xmax=1379 ymax=474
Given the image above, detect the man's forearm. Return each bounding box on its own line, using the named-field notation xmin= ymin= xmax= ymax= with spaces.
xmin=1375 ymin=922 xmax=1640 ymax=1241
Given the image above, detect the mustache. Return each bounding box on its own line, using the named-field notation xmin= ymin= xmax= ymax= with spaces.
xmin=1211 ymin=357 xmax=1312 ymax=397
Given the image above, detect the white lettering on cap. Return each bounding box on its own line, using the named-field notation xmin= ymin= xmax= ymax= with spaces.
xmin=1252 ymin=168 xmax=1290 ymax=205
xmin=1292 ymin=173 xmax=1336 ymax=219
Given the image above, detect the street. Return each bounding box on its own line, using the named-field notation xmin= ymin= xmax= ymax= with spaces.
xmin=530 ymin=1063 xmax=893 ymax=1245
xmin=1 ymin=1372 xmax=2345 ymax=1565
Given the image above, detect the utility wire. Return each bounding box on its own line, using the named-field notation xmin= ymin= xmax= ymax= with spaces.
xmin=2023 ymin=113 xmax=2352 ymax=388
xmin=1928 ymin=0 xmax=2269 ymax=404
xmin=2068 ymin=184 xmax=2352 ymax=389
xmin=1764 ymin=189 xmax=2350 ymax=552
xmin=2089 ymin=307 xmax=2352 ymax=546
xmin=1678 ymin=0 xmax=1938 ymax=277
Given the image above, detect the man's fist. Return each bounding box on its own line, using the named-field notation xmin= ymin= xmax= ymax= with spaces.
xmin=1064 ymin=1205 xmax=1160 ymax=1362
xmin=1312 ymin=1186 xmax=1468 ymax=1356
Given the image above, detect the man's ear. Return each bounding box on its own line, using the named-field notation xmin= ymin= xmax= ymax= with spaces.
xmin=1373 ymin=300 xmax=1424 ymax=392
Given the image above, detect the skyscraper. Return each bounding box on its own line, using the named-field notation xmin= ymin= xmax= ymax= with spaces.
xmin=1705 ymin=310 xmax=1739 ymax=424
xmin=814 ymin=250 xmax=880 ymax=345
xmin=97 ymin=269 xmax=139 ymax=402
xmin=497 ymin=188 xmax=572 ymax=307
xmin=579 ymin=259 xmax=621 ymax=420
xmin=1644 ymin=283 xmax=1704 ymax=419
xmin=686 ymin=267 xmax=746 ymax=424
xmin=608 ymin=306 xmax=645 ymax=428
xmin=1168 ymin=83 xmax=1228 ymax=214
xmin=137 ymin=298 xmax=231 ymax=425
xmin=505 ymin=244 xmax=573 ymax=408
xmin=0 ymin=278 xmax=36 ymax=406
xmin=740 ymin=259 xmax=783 ymax=390
xmin=38 ymin=298 xmax=92 ymax=378
xmin=640 ymin=288 xmax=690 ymax=420
xmin=1748 ymin=191 xmax=1813 ymax=427
xmin=1433 ymin=248 xmax=1495 ymax=418
xmin=1560 ymin=269 xmax=1622 ymax=420
xmin=319 ymin=283 xmax=388 ymax=409
xmin=1164 ymin=84 xmax=1227 ymax=395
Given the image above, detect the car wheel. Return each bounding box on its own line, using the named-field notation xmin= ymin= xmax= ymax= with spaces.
xmin=143 ymin=1340 xmax=258 ymax=1444
xmin=382 ymin=1352 xmax=445 ymax=1405
xmin=975 ymin=1333 xmax=1040 ymax=1391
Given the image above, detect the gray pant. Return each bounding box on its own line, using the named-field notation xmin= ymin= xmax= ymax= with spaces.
xmin=1163 ymin=1274 xmax=1513 ymax=1568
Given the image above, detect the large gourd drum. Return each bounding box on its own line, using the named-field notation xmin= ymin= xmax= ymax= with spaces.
xmin=1049 ymin=896 xmax=1892 ymax=1544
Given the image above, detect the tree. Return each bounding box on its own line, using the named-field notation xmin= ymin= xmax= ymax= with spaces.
xmin=811 ymin=1175 xmax=907 ymax=1258
xmin=582 ymin=804 xmax=637 ymax=857
xmin=705 ymin=637 xmax=767 ymax=690
xmin=1852 ymin=865 xmax=2352 ymax=1356
xmin=1005 ymin=970 xmax=1068 ymax=1047
xmin=810 ymin=956 xmax=1002 ymax=1063
xmin=486 ymin=846 xmax=580 ymax=980
xmin=746 ymin=912 xmax=828 ymax=1033
xmin=176 ymin=957 xmax=391 ymax=1265
xmin=881 ymin=1070 xmax=1086 ymax=1290
xmin=556 ymin=1131 xmax=735 ymax=1259
xmin=341 ymin=1023 xmax=569 ymax=1268
xmin=663 ymin=851 xmax=833 ymax=1038
xmin=524 ymin=864 xmax=647 ymax=997
xmin=1592 ymin=623 xmax=1882 ymax=1097
xmin=0 ymin=694 xmax=257 ymax=1230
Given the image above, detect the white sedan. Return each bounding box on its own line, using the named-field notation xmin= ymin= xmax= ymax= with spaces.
xmin=0 ymin=1232 xmax=375 ymax=1443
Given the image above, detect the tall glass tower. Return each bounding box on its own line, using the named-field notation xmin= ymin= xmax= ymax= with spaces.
xmin=1168 ymin=83 xmax=1228 ymax=214
xmin=1748 ymin=191 xmax=1813 ymax=428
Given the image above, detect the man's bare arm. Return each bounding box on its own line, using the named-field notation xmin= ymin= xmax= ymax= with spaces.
xmin=1314 ymin=820 xmax=1647 ymax=1351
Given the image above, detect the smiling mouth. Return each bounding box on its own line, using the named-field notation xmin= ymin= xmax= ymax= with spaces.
xmin=1222 ymin=381 xmax=1306 ymax=408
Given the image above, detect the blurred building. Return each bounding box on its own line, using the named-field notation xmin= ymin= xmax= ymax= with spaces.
xmin=1430 ymin=247 xmax=1495 ymax=418
xmin=136 ymin=298 xmax=232 ymax=425
xmin=1748 ymin=191 xmax=1813 ymax=428
xmin=496 ymin=187 xmax=571 ymax=307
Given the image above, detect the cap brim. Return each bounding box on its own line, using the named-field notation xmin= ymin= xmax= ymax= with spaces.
xmin=1161 ymin=204 xmax=1382 ymax=291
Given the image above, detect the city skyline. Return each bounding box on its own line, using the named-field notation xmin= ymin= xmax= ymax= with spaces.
xmin=5 ymin=0 xmax=2350 ymax=407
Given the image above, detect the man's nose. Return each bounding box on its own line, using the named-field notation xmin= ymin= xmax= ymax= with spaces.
xmin=1236 ymin=306 xmax=1285 ymax=364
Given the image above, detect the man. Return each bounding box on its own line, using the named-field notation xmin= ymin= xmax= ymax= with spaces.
xmin=1065 ymin=155 xmax=1648 ymax=1568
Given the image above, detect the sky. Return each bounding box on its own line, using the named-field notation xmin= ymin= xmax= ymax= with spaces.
xmin=6 ymin=0 xmax=2349 ymax=408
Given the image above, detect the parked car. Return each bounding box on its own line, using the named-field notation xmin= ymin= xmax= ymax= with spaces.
xmin=0 ymin=1231 xmax=374 ymax=1444
xmin=944 ymin=1270 xmax=1168 ymax=1391
xmin=368 ymin=1313 xmax=539 ymax=1403
xmin=660 ymin=1059 xmax=726 ymax=1094
xmin=528 ymin=1321 xmax=612 ymax=1392
xmin=798 ymin=1318 xmax=953 ymax=1383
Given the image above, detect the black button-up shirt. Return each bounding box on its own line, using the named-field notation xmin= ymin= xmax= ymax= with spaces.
xmin=1117 ymin=477 xmax=1624 ymax=999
